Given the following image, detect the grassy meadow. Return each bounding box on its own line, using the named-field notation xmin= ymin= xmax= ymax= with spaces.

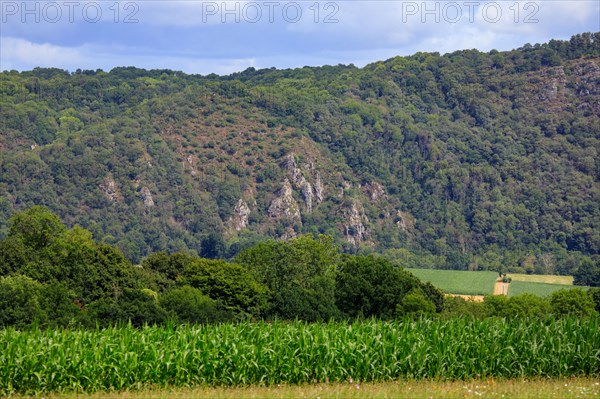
xmin=1 ymin=318 xmax=598 ymax=396
xmin=508 ymin=274 xmax=574 ymax=285
xmin=406 ymin=269 xmax=498 ymax=295
xmin=506 ymin=273 xmax=589 ymax=297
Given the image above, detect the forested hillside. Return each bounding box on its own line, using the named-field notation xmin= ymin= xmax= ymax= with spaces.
xmin=1 ymin=33 xmax=599 ymax=279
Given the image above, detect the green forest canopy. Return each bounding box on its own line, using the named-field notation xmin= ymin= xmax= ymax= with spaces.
xmin=0 ymin=33 xmax=598 ymax=282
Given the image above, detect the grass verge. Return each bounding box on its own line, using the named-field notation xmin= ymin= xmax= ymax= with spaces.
xmin=10 ymin=378 xmax=600 ymax=399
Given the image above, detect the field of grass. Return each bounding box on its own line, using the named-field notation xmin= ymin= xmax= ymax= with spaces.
xmin=2 ymin=319 xmax=598 ymax=396
xmin=508 ymin=274 xmax=574 ymax=285
xmin=406 ymin=269 xmax=498 ymax=295
xmin=508 ymin=281 xmax=583 ymax=297
xmin=19 ymin=378 xmax=600 ymax=399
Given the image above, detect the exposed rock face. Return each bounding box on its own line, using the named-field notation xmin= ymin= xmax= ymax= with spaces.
xmin=300 ymin=181 xmax=313 ymax=212
xmin=185 ymin=154 xmax=197 ymax=176
xmin=343 ymin=201 xmax=368 ymax=245
xmin=526 ymin=60 xmax=600 ymax=114
xmin=140 ymin=186 xmax=155 ymax=207
xmin=229 ymin=199 xmax=251 ymax=231
xmin=396 ymin=210 xmax=415 ymax=232
xmin=100 ymin=175 xmax=123 ymax=202
xmin=280 ymin=227 xmax=298 ymax=240
xmin=338 ymin=180 xmax=351 ymax=198
xmin=283 ymin=153 xmax=324 ymax=213
xmin=575 ymin=61 xmax=600 ymax=96
xmin=314 ymin=172 xmax=324 ymax=204
xmin=574 ymin=60 xmax=600 ymax=113
xmin=284 ymin=154 xmax=303 ymax=185
xmin=268 ymin=179 xmax=301 ymax=222
xmin=538 ymin=67 xmax=565 ymax=102
xmin=363 ymin=182 xmax=386 ymax=202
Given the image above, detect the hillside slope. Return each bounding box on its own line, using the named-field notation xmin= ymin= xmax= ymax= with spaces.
xmin=0 ymin=33 xmax=598 ymax=276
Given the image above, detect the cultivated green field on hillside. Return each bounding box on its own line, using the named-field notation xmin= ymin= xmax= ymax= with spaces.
xmin=508 ymin=282 xmax=585 ymax=297
xmin=508 ymin=274 xmax=574 ymax=285
xmin=406 ymin=269 xmax=498 ymax=296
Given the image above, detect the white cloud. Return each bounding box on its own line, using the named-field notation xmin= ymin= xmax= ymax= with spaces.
xmin=0 ymin=37 xmax=85 ymax=70
xmin=0 ymin=36 xmax=257 ymax=75
xmin=1 ymin=1 xmax=598 ymax=74
xmin=137 ymin=1 xmax=259 ymax=27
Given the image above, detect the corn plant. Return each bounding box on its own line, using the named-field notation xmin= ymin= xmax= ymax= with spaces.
xmin=1 ymin=317 xmax=598 ymax=395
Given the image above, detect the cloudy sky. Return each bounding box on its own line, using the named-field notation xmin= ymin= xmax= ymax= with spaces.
xmin=1 ymin=1 xmax=598 ymax=75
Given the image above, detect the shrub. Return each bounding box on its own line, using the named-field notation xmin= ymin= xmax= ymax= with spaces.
xmin=87 ymin=288 xmax=168 ymax=327
xmin=160 ymin=286 xmax=226 ymax=323
xmin=550 ymin=288 xmax=598 ymax=317
xmin=442 ymin=296 xmax=485 ymax=319
xmin=0 ymin=275 xmax=45 ymax=328
xmin=505 ymin=293 xmax=550 ymax=318
xmin=484 ymin=294 xmax=551 ymax=319
xmin=179 ymin=259 xmax=270 ymax=318
xmin=397 ymin=288 xmax=436 ymax=317
xmin=589 ymin=288 xmax=600 ymax=313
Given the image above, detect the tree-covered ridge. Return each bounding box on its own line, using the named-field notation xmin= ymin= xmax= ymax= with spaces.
xmin=0 ymin=33 xmax=599 ymax=278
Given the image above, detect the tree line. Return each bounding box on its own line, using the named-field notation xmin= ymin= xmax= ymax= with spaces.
xmin=0 ymin=207 xmax=598 ymax=329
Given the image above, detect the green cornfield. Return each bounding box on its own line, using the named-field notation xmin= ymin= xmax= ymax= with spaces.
xmin=1 ymin=318 xmax=599 ymax=395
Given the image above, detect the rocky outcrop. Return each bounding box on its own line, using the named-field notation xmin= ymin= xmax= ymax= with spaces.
xmin=99 ymin=175 xmax=123 ymax=202
xmin=284 ymin=153 xmax=303 ymax=185
xmin=525 ymin=60 xmax=600 ymax=113
xmin=282 ymin=153 xmax=324 ymax=213
xmin=343 ymin=201 xmax=368 ymax=245
xmin=300 ymin=181 xmax=313 ymax=212
xmin=538 ymin=67 xmax=566 ymax=102
xmin=268 ymin=179 xmax=301 ymax=223
xmin=339 ymin=180 xmax=352 ymax=198
xmin=314 ymin=172 xmax=324 ymax=203
xmin=140 ymin=186 xmax=155 ymax=207
xmin=185 ymin=154 xmax=197 ymax=176
xmin=395 ymin=210 xmax=415 ymax=232
xmin=363 ymin=182 xmax=386 ymax=202
xmin=229 ymin=199 xmax=251 ymax=231
xmin=575 ymin=61 xmax=600 ymax=96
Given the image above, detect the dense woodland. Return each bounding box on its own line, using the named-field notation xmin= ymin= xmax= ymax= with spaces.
xmin=0 ymin=33 xmax=599 ymax=285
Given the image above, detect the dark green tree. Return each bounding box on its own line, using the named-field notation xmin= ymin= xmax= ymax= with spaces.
xmin=550 ymin=289 xmax=598 ymax=317
xmin=335 ymin=255 xmax=441 ymax=319
xmin=179 ymin=258 xmax=270 ymax=317
xmin=160 ymin=286 xmax=226 ymax=323
xmin=237 ymin=235 xmax=339 ymax=321
xmin=7 ymin=206 xmax=66 ymax=251
xmin=573 ymin=257 xmax=600 ymax=287
xmin=0 ymin=275 xmax=45 ymax=328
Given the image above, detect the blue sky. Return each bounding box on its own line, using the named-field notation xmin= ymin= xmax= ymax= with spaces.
xmin=1 ymin=1 xmax=599 ymax=75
